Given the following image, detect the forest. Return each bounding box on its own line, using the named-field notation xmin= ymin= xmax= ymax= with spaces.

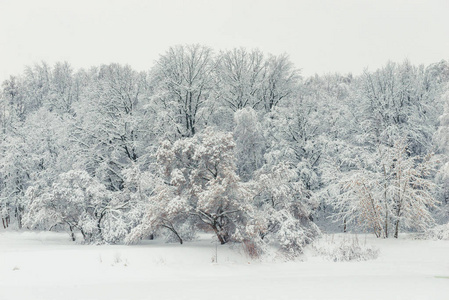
xmin=1 ymin=44 xmax=449 ymax=257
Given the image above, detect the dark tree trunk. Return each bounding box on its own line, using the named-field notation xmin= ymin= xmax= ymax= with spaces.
xmin=96 ymin=212 xmax=106 ymax=242
xmin=69 ymin=225 xmax=76 ymax=242
xmin=211 ymin=223 xmax=227 ymax=245
xmin=394 ymin=220 xmax=400 ymax=238
xmin=162 ymin=224 xmax=183 ymax=244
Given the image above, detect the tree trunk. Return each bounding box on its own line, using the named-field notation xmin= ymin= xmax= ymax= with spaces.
xmin=211 ymin=223 xmax=227 ymax=245
xmin=17 ymin=214 xmax=22 ymax=230
xmin=383 ymin=164 xmax=388 ymax=238
xmin=394 ymin=220 xmax=399 ymax=238
xmin=394 ymin=203 xmax=401 ymax=239
xmin=69 ymin=225 xmax=76 ymax=242
xmin=172 ymin=230 xmax=183 ymax=245
xmin=373 ymin=227 xmax=380 ymax=238
xmin=97 ymin=212 xmax=106 ymax=242
xmin=162 ymin=224 xmax=183 ymax=244
xmin=15 ymin=207 xmax=22 ymax=229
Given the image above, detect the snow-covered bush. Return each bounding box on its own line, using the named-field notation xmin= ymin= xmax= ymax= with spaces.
xmin=253 ymin=162 xmax=320 ymax=257
xmin=423 ymin=223 xmax=449 ymax=240
xmin=25 ymin=170 xmax=127 ymax=244
xmin=312 ymin=235 xmax=379 ymax=262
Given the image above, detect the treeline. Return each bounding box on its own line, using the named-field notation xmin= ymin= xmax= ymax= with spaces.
xmin=1 ymin=45 xmax=449 ymax=256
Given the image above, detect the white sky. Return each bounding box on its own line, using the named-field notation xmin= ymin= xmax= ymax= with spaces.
xmin=1 ymin=0 xmax=448 ymax=82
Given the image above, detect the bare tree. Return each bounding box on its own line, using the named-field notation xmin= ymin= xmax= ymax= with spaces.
xmin=216 ymin=48 xmax=266 ymax=111
xmin=262 ymin=54 xmax=299 ymax=112
xmin=151 ymin=44 xmax=218 ymax=137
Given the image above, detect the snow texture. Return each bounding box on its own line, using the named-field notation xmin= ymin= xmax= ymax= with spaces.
xmin=0 ymin=230 xmax=448 ymax=300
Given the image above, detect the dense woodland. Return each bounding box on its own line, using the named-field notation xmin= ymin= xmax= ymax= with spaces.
xmin=1 ymin=45 xmax=449 ymax=256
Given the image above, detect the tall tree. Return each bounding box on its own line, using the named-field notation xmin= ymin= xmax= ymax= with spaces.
xmin=333 ymin=140 xmax=437 ymax=238
xmin=151 ymin=44 xmax=218 ymax=138
xmin=357 ymin=61 xmax=441 ymax=155
xmin=262 ymin=54 xmax=299 ymax=112
xmin=233 ymin=107 xmax=265 ymax=181
xmin=216 ymin=48 xmax=266 ymax=111
xmin=72 ymin=64 xmax=147 ymax=191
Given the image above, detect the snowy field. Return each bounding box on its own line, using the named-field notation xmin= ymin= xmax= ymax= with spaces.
xmin=0 ymin=230 xmax=448 ymax=300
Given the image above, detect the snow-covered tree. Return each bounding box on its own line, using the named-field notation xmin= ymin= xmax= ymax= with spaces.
xmin=22 ymin=62 xmax=52 ymax=113
xmin=151 ymin=45 xmax=218 ymax=138
xmin=436 ymin=91 xmax=449 ymax=154
xmin=435 ymin=90 xmax=449 ymax=218
xmin=126 ymin=169 xmax=194 ymax=245
xmin=71 ymin=64 xmax=148 ymax=191
xmin=151 ymin=128 xmax=254 ymax=244
xmin=233 ymin=107 xmax=265 ymax=181
xmin=0 ymin=134 xmax=31 ymax=229
xmin=46 ymin=61 xmax=77 ymax=113
xmin=261 ymin=54 xmax=299 ymax=112
xmin=357 ymin=61 xmax=441 ymax=155
xmin=25 ymin=170 xmax=127 ymax=243
xmin=333 ymin=140 xmax=438 ymax=238
xmin=216 ymin=48 xmax=266 ymax=112
xmin=254 ymin=162 xmax=320 ymax=255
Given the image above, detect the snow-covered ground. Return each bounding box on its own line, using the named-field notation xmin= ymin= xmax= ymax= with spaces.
xmin=0 ymin=230 xmax=448 ymax=300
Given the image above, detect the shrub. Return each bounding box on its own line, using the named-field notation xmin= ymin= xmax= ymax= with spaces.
xmin=312 ymin=234 xmax=379 ymax=262
xmin=424 ymin=223 xmax=449 ymax=240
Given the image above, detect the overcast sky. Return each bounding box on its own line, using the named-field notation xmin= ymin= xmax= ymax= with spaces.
xmin=1 ymin=0 xmax=448 ymax=82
